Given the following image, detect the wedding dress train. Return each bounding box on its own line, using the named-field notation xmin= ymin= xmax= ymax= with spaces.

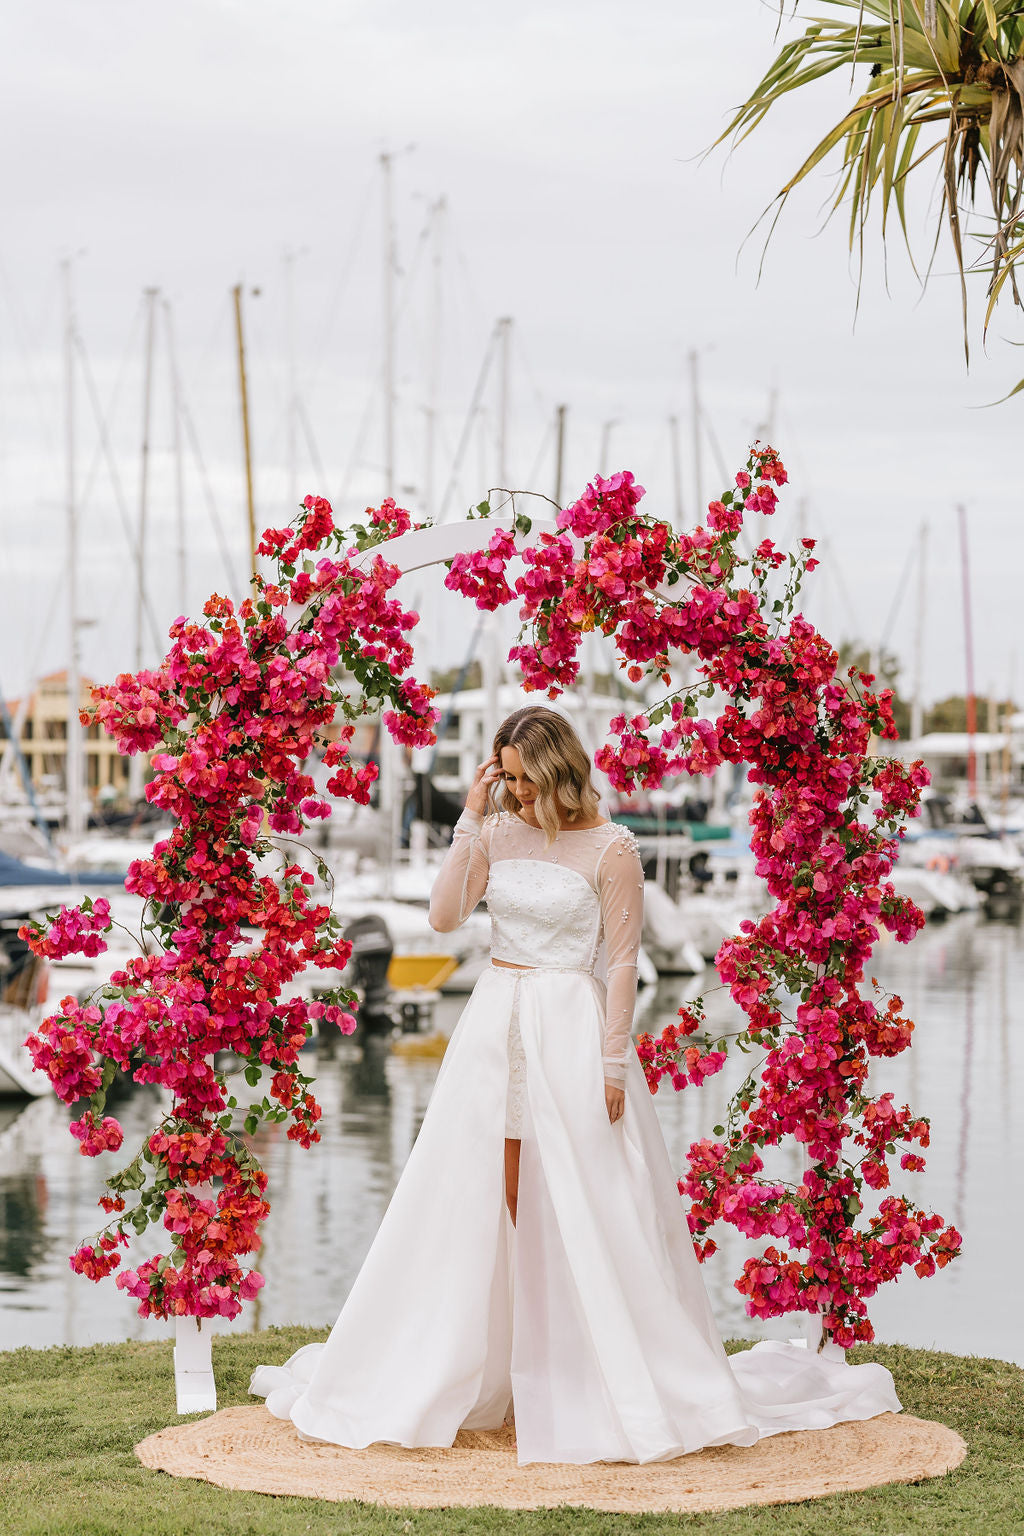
xmin=251 ymin=810 xmax=900 ymax=1465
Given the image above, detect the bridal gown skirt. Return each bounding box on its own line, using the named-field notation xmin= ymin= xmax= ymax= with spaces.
xmin=251 ymin=965 xmax=900 ymax=1465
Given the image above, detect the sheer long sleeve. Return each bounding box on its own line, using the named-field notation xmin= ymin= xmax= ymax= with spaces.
xmin=428 ymin=809 xmax=492 ymax=932
xmin=596 ymin=829 xmax=644 ymax=1086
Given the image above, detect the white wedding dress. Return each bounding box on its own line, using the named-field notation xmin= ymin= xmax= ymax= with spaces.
xmin=251 ymin=809 xmax=900 ymax=1465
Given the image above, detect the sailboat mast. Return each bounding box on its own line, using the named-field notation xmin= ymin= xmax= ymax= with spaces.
xmin=135 ymin=287 xmax=159 ymax=674
xmin=128 ymin=287 xmax=160 ymax=802
xmin=381 ymin=152 xmax=396 ymax=500
xmin=689 ymin=348 xmax=703 ymax=519
xmin=232 ymin=284 xmax=257 ymax=577
xmin=553 ymin=403 xmax=567 ymax=506
xmin=910 ymin=522 xmax=928 ymax=742
xmin=163 ymin=299 xmax=187 ymax=616
xmin=62 ymin=258 xmax=85 ymax=847
xmin=497 ymin=316 xmax=512 ymax=486
xmin=424 ymin=197 xmax=445 ymax=522
xmin=284 ymin=248 xmax=298 ymax=513
xmin=958 ymin=504 xmax=977 ymax=800
xmin=599 ymin=418 xmax=616 ymax=476
xmin=668 ymin=414 xmax=683 ymax=530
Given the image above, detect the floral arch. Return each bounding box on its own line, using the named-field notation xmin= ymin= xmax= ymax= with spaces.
xmin=24 ymin=445 xmax=960 ymax=1383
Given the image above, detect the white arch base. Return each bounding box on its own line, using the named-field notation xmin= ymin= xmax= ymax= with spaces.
xmin=175 ymin=1317 xmax=216 ymax=1413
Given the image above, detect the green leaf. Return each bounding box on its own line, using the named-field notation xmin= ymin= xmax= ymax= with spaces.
xmin=120 ymin=1161 xmax=146 ymax=1191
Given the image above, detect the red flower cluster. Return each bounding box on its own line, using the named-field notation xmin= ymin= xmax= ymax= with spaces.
xmin=19 ymin=898 xmax=111 ymax=960
xmin=444 ymin=528 xmax=518 ymax=610
xmin=498 ymin=443 xmax=957 ymax=1344
xmin=636 ymin=1001 xmax=727 ymax=1092
xmin=69 ymin=1112 xmax=124 ymax=1157
xmin=24 ymin=493 xmax=436 ymax=1320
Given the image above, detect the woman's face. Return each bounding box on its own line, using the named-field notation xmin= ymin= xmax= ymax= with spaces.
xmin=499 ymin=745 xmax=538 ymax=808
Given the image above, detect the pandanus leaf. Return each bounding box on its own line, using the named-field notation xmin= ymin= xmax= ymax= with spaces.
xmin=717 ymin=1 xmax=1024 ymax=367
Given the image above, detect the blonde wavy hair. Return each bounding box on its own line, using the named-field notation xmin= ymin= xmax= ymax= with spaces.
xmin=488 ymin=706 xmax=601 ymax=843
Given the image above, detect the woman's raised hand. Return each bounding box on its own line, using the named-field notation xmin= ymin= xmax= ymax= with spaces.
xmin=465 ymin=754 xmax=503 ymax=817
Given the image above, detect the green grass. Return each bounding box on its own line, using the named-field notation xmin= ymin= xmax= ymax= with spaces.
xmin=2 ymin=1330 xmax=1021 ymax=1535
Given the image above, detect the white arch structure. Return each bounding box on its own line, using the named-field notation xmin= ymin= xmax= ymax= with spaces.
xmin=176 ymin=509 xmax=687 ymax=1412
xmin=354 ymin=512 xmax=683 ymax=604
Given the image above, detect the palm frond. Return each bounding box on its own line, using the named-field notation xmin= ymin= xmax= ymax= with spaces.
xmin=719 ymin=1 xmax=1024 ymax=358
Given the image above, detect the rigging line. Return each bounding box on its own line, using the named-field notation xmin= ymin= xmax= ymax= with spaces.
xmin=305 ymin=173 xmax=378 ymax=395
xmin=879 ymin=532 xmax=919 ymax=652
xmin=438 ymin=323 xmax=500 ymax=522
xmin=333 ymin=196 xmax=442 ymax=497
xmin=295 ymin=394 xmax=329 ymax=494
xmin=194 ymin=289 xmax=235 ymax=386
xmin=333 ymin=207 xmax=439 ymax=511
xmin=17 ymin=262 xmax=62 ymax=355
xmin=393 ymin=202 xmax=436 ymax=326
xmin=0 ymin=674 xmax=55 ymax=846
xmin=772 ymin=399 xmax=815 ymax=498
xmin=73 ymin=331 xmax=164 ymax=655
xmin=817 ymin=536 xmax=859 ymax=637
xmin=23 ymin=551 xmax=70 ymax=684
xmin=525 ymin=417 xmax=555 ymax=488
xmin=510 ymin=323 xmax=549 ymax=419
xmin=74 ymin=297 xmax=146 ymax=521
xmin=173 ymin=361 xmax=243 ymax=594
xmin=697 ymin=401 xmax=730 ymax=492
xmin=447 ymin=208 xmax=491 ymax=336
xmin=427 ymin=611 xmax=488 ymax=773
xmin=0 ymin=255 xmax=59 ymax=455
xmin=336 ymin=387 xmax=381 ymax=511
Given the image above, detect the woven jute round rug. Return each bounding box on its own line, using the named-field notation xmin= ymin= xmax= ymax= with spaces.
xmin=134 ymin=1406 xmax=967 ymax=1512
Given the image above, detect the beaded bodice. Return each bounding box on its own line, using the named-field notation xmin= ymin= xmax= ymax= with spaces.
xmin=428 ymin=809 xmax=645 ymax=1084
xmin=486 ymin=858 xmax=603 ymax=971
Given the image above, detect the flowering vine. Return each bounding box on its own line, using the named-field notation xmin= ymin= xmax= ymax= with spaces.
xmin=22 ymin=495 xmax=437 ymax=1320
xmin=444 ymin=450 xmax=959 ymax=1344
xmin=23 ymin=454 xmax=959 ymax=1345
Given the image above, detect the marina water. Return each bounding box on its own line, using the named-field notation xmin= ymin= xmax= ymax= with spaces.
xmin=1 ymin=908 xmax=1018 ymax=1366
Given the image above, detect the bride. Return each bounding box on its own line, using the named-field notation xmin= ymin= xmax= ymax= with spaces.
xmin=251 ymin=705 xmax=900 ymax=1465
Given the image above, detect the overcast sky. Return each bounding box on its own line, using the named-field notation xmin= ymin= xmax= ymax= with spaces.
xmin=1 ymin=1 xmax=1020 ymax=710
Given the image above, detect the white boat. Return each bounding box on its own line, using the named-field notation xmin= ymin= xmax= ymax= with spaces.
xmin=890 ymin=865 xmax=982 ymax=919
xmin=0 ymin=899 xmax=52 ymax=1097
xmin=675 ymin=891 xmax=757 ymax=964
xmin=640 ymin=881 xmax=706 ymax=975
xmin=0 ymin=1002 xmax=49 ymax=1097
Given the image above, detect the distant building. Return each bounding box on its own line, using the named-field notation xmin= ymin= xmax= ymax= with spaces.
xmin=897 ymin=730 xmax=1023 ymax=795
xmin=0 ymin=670 xmax=130 ymax=800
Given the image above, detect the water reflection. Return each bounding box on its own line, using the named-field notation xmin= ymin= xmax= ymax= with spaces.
xmin=0 ymin=911 xmax=1019 ymax=1365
